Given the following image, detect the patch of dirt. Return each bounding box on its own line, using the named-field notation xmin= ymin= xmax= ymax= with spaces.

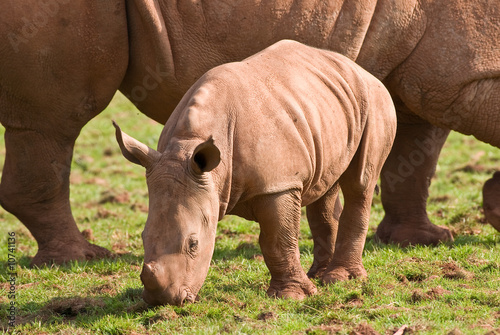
xmin=397 ymin=274 xmax=409 ymax=284
xmin=306 ymin=324 xmax=343 ymax=334
xmin=18 ymin=282 xmax=39 ymax=290
xmin=431 ymin=195 xmax=451 ymax=203
xmin=219 ymin=229 xmax=238 ymax=237
xmin=343 ymin=297 xmax=363 ymax=308
xmin=240 ymin=234 xmax=259 ymax=243
xmin=44 ymin=297 xmax=105 ymax=318
xmin=257 ymin=311 xmax=276 ymax=321
xmin=112 ymin=241 xmax=130 ymax=255
xmin=1 ymin=282 xmax=39 ymax=291
xmin=90 ymin=283 xmax=116 ymax=295
xmin=98 ymin=191 xmax=130 ymax=204
xmin=389 ymin=325 xmax=409 ymax=335
xmin=446 ymin=328 xmax=463 ymax=335
xmin=103 ymin=148 xmax=114 ymax=156
xmin=441 ymin=262 xmax=473 ymax=280
xmin=87 ymin=177 xmax=108 ymax=186
xmin=220 ymin=296 xmax=247 ymax=310
xmin=233 ymin=314 xmax=251 ymax=323
xmin=400 ymin=325 xmax=430 ymax=334
xmin=70 ymin=173 xmax=84 ymax=184
xmin=95 ymin=208 xmax=120 ymax=219
xmin=349 ymin=323 xmax=380 ymax=335
xmin=455 ymin=164 xmax=489 ymax=173
xmin=236 ymin=242 xmax=258 ymax=251
xmin=467 ymin=255 xmax=490 ymax=266
xmin=427 ymin=286 xmax=451 ymax=298
xmin=130 ymin=202 xmax=149 ymax=213
xmin=81 ymin=229 xmax=95 ymax=241
xmin=451 ymin=225 xmax=483 ymax=237
xmin=0 ymin=282 xmax=11 ymax=290
xmin=410 ymin=286 xmax=451 ymax=303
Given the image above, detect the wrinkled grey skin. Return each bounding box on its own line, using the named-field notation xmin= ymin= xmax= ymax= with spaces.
xmin=116 ymin=41 xmax=397 ymax=306
xmin=1 ymin=0 xmax=499 ymax=266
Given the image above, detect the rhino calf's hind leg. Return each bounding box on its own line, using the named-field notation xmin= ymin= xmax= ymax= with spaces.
xmin=253 ymin=190 xmax=317 ymax=299
xmin=322 ymin=112 xmax=395 ymax=283
xmin=321 ymin=182 xmax=371 ymax=284
xmin=0 ymin=129 xmax=111 ymax=266
xmin=305 ymin=184 xmax=341 ymax=279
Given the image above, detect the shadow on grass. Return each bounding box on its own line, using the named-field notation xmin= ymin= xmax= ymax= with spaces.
xmin=451 ymin=232 xmax=499 ymax=247
xmin=1 ymin=249 xmax=214 ymax=331
xmin=0 ymin=286 xmax=151 ymax=331
xmin=13 ymin=252 xmax=144 ymax=272
xmin=363 ymin=230 xmax=499 ymax=253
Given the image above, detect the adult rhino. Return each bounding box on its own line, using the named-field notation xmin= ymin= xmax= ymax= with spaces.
xmin=0 ymin=0 xmax=498 ymax=266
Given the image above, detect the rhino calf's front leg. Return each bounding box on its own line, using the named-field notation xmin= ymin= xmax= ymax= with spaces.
xmin=252 ymin=190 xmax=317 ymax=299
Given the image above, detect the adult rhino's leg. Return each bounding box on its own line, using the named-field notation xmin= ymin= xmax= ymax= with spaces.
xmin=377 ymin=117 xmax=453 ymax=246
xmin=305 ymin=185 xmax=341 ymax=279
xmin=0 ymin=0 xmax=128 ymax=266
xmin=0 ymin=125 xmax=111 ymax=266
xmin=446 ymin=78 xmax=500 ymax=233
xmin=483 ymin=172 xmax=500 ymax=232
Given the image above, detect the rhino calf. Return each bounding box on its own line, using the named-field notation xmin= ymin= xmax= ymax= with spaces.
xmin=115 ymin=40 xmax=396 ymax=306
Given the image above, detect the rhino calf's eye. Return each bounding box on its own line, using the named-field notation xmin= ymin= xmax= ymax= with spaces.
xmin=189 ymin=240 xmax=198 ymax=252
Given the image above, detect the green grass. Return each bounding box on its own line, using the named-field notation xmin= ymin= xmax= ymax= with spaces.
xmin=1 ymin=93 xmax=499 ymax=334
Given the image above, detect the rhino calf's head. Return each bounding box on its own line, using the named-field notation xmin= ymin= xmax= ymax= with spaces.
xmin=113 ymin=121 xmax=221 ymax=306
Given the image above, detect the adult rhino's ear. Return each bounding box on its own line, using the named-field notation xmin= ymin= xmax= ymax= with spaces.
xmin=191 ymin=137 xmax=221 ymax=175
xmin=113 ymin=121 xmax=161 ymax=168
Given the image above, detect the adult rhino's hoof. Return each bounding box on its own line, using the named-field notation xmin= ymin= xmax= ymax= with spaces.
xmin=307 ymin=262 xmax=328 ymax=279
xmin=375 ymin=217 xmax=453 ymax=247
xmin=483 ymin=172 xmax=500 ymax=232
xmin=30 ymin=239 xmax=112 ymax=267
xmin=322 ymin=265 xmax=367 ymax=284
xmin=267 ymin=279 xmax=317 ymax=300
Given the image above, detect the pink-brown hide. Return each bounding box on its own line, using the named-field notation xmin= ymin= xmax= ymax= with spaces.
xmin=115 ymin=41 xmax=397 ymax=306
xmin=1 ymin=0 xmax=499 ymax=266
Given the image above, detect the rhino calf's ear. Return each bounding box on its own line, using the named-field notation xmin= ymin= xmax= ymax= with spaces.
xmin=113 ymin=121 xmax=161 ymax=168
xmin=191 ymin=137 xmax=221 ymax=174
